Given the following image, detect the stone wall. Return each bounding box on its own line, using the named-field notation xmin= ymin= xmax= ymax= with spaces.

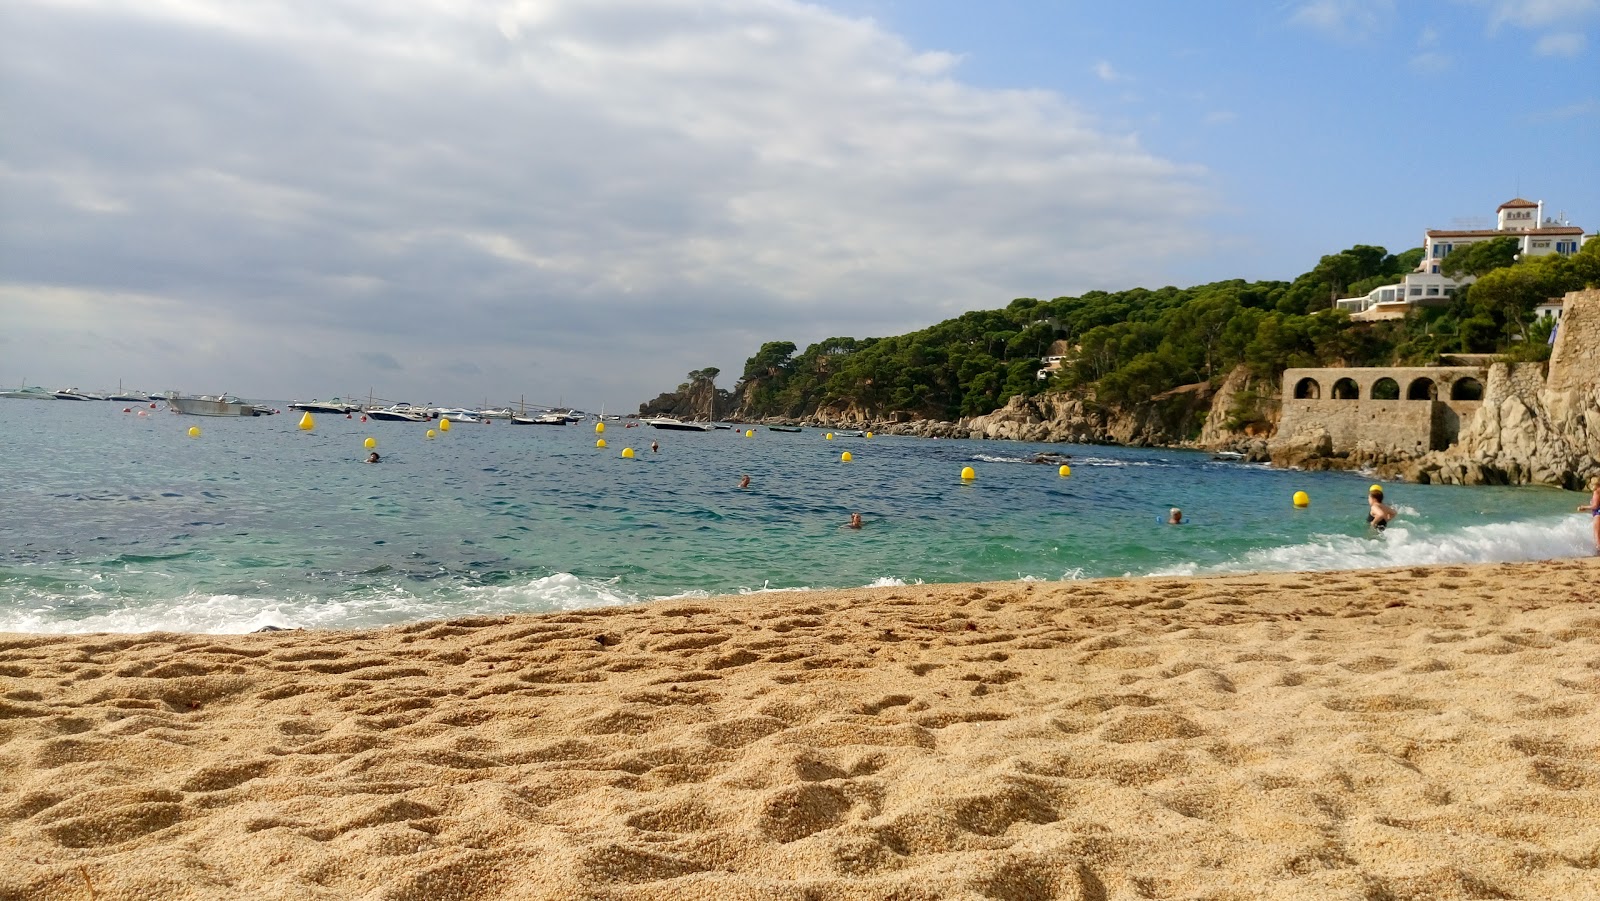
xmin=1547 ymin=288 xmax=1600 ymax=395
xmin=1273 ymin=366 xmax=1487 ymax=463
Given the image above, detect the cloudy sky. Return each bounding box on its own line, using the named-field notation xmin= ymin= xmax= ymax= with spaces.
xmin=2 ymin=0 xmax=1596 ymax=410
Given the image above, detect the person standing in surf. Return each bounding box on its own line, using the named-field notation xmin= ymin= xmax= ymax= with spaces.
xmin=1367 ymin=486 xmax=1396 ymax=531
xmin=1579 ymin=476 xmax=1600 ymax=554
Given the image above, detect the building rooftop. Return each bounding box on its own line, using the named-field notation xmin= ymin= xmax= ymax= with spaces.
xmin=1426 ymin=226 xmax=1583 ymax=238
xmin=1498 ymin=198 xmax=1539 ymax=209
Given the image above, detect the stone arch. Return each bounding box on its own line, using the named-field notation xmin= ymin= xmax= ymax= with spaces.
xmin=1331 ymin=377 xmax=1360 ymax=400
xmin=1451 ymin=377 xmax=1484 ymax=401
xmin=1371 ymin=377 xmax=1400 ymax=400
xmin=1293 ymin=377 xmax=1321 ymax=400
xmin=1406 ymin=377 xmax=1437 ymax=400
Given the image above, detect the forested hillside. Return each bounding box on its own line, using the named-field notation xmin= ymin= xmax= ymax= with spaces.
xmin=652 ymin=239 xmax=1600 ymax=428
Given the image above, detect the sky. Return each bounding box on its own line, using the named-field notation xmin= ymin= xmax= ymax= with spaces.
xmin=2 ymin=0 xmax=1596 ymax=411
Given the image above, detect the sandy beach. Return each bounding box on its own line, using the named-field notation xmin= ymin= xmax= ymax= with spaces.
xmin=3 ymin=559 xmax=1599 ymax=900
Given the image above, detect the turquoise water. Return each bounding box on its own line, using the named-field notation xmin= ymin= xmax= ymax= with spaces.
xmin=1 ymin=400 xmax=1592 ymax=633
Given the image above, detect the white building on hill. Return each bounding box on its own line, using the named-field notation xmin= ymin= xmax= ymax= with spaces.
xmin=1336 ymin=198 xmax=1587 ymax=321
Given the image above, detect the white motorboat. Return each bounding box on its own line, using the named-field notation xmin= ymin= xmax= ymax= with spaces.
xmin=0 ymin=386 xmax=55 ymax=400
xmin=832 ymin=429 xmax=865 ymax=438
xmin=106 ymin=380 xmax=149 ymax=402
xmin=435 ymin=408 xmax=483 ymax=424
xmin=645 ymin=416 xmax=715 ymax=432
xmin=167 ymin=393 xmax=263 ymax=416
xmin=52 ymin=387 xmax=104 ymax=401
xmin=511 ymin=412 xmax=568 ymax=424
xmin=367 ymin=404 xmax=432 ymax=422
xmin=290 ymin=398 xmax=361 ymax=414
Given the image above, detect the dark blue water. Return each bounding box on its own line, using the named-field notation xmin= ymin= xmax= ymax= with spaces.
xmin=0 ymin=400 xmax=1589 ymax=633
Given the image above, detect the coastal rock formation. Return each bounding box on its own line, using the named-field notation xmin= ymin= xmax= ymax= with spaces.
xmin=1196 ymin=364 xmax=1278 ymax=450
xmin=1389 ymin=289 xmax=1600 ymax=488
xmin=638 ymin=372 xmax=731 ymax=421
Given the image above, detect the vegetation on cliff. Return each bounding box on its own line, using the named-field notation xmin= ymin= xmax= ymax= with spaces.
xmin=653 ymin=239 xmax=1600 ymax=431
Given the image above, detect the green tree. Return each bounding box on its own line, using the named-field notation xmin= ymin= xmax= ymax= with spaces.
xmin=1440 ymin=236 xmax=1519 ymax=279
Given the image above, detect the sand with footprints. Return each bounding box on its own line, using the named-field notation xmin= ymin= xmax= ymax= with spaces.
xmin=3 ymin=559 xmax=1599 ymax=899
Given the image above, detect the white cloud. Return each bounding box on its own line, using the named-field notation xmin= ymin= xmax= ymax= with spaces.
xmin=1092 ymin=60 xmax=1121 ymax=82
xmin=1289 ymin=0 xmax=1396 ymax=40
xmin=1534 ymin=30 xmax=1588 ymax=52
xmin=0 ymin=0 xmax=1215 ymax=408
xmin=1473 ymin=0 xmax=1600 ymax=30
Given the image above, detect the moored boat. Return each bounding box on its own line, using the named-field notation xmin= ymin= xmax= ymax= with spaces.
xmin=0 ymin=386 xmax=55 ymax=400
xmin=511 ymin=412 xmax=568 ymax=424
xmin=767 ymin=425 xmax=803 ymax=433
xmin=434 ymin=408 xmax=484 ymax=424
xmin=367 ymin=404 xmax=433 ymax=422
xmin=645 ymin=416 xmax=715 ymax=432
xmin=52 ymin=388 xmax=104 ymax=401
xmin=167 ymin=394 xmax=262 ymax=416
xmin=290 ymin=398 xmax=361 ymax=414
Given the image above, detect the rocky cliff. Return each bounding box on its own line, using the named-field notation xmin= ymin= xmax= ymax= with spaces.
xmin=1387 ymin=288 xmax=1600 ymax=488
xmin=638 ymin=375 xmax=730 ymax=421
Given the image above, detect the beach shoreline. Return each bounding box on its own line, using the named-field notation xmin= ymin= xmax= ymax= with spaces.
xmin=3 ymin=558 xmax=1599 ymax=899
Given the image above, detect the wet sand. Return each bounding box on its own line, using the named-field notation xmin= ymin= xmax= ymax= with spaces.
xmin=3 ymin=559 xmax=1599 ymax=900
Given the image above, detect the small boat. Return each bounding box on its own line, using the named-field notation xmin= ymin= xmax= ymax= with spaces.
xmin=106 ymin=380 xmax=149 ymax=402
xmin=478 ymin=407 xmax=516 ymax=420
xmin=832 ymin=429 xmax=865 ymax=438
xmin=52 ymin=388 xmax=104 ymax=401
xmin=290 ymin=398 xmax=361 ymax=414
xmin=167 ymin=393 xmax=263 ymax=416
xmin=367 ymin=404 xmax=432 ymax=422
xmin=767 ymin=425 xmax=803 ymax=433
xmin=1211 ymin=451 xmax=1248 ymax=462
xmin=435 ymin=408 xmax=483 ymax=424
xmin=0 ymin=385 xmax=55 ymax=400
xmin=511 ymin=412 xmax=568 ymax=425
xmin=645 ymin=416 xmax=715 ymax=432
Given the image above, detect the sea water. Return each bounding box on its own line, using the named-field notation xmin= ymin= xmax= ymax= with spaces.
xmin=0 ymin=401 xmax=1591 ymax=633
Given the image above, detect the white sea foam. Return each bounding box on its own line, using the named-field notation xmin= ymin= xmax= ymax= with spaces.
xmin=1148 ymin=515 xmax=1594 ymax=578
xmin=0 ymin=573 xmax=645 ymax=635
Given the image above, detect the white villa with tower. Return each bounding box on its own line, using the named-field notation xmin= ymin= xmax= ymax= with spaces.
xmin=1335 ymin=198 xmax=1588 ymax=322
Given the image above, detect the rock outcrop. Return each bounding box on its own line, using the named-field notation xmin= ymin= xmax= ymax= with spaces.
xmin=1386 ymin=288 xmax=1600 ymax=488
xmin=638 ymin=374 xmax=730 ymax=421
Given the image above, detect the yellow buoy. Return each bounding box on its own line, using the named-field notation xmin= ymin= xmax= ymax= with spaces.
xmin=364 ymin=437 xmax=376 ymax=449
xmin=825 ymin=432 xmax=834 ymax=440
xmin=298 ymin=412 xmax=314 ymax=431
xmin=426 ymin=429 xmax=437 ymax=439
xmin=841 ymin=451 xmax=852 ymax=462
xmin=865 ymin=431 xmax=873 ymax=439
xmin=187 ymin=426 xmax=201 ymax=438
xmin=1058 ymin=464 xmax=1071 ymax=477
xmin=961 ymin=466 xmax=976 ymax=480
xmin=439 ymin=417 xmax=451 ymax=432
xmin=595 ymin=422 xmax=605 ymax=434
xmin=596 ymin=438 xmax=607 ymax=448
xmin=745 ymin=429 xmax=755 ymax=438
xmin=1293 ymin=491 xmax=1310 ymax=508
xmin=621 ymin=447 xmax=634 ymax=458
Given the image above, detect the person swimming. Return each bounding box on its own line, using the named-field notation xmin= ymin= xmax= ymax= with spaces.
xmin=1367 ymin=486 xmax=1396 ymax=531
xmin=845 ymin=512 xmax=863 ymax=529
xmin=365 ymin=452 xmax=380 ymax=463
xmin=1167 ymin=507 xmax=1183 ymax=525
xmin=738 ymin=474 xmax=750 ymax=489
